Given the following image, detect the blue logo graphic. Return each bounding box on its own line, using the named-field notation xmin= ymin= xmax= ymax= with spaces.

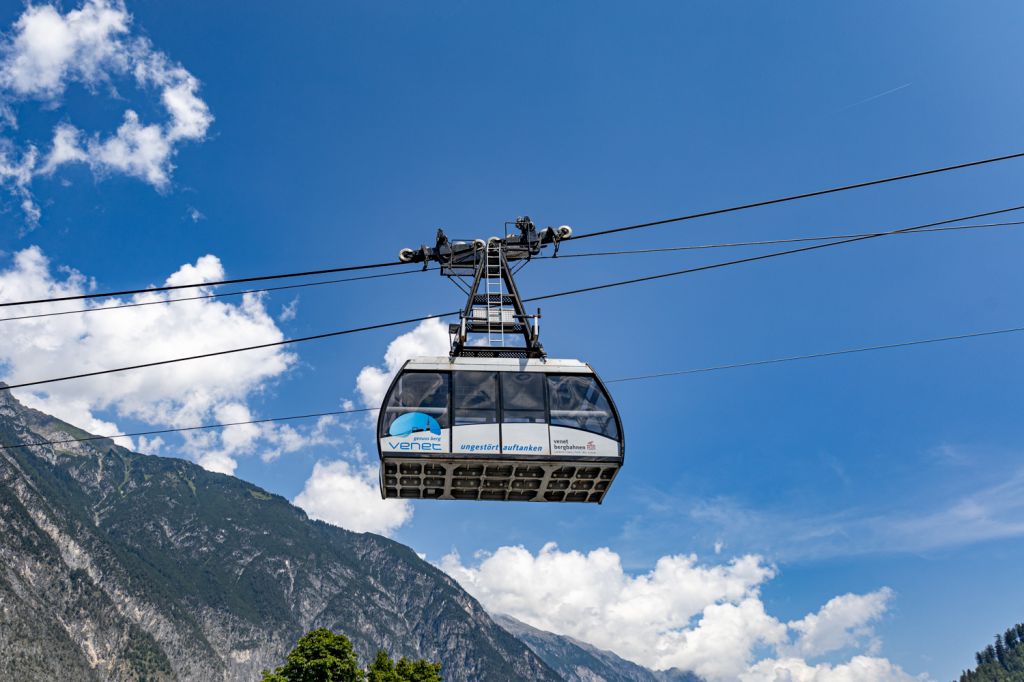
xmin=388 ymin=412 xmax=441 ymax=437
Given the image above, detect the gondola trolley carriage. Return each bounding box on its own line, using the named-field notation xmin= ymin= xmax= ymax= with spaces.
xmin=378 ymin=218 xmax=624 ymax=503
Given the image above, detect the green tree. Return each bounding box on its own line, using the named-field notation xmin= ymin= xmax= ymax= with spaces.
xmin=957 ymin=622 xmax=1024 ymax=682
xmin=367 ymin=648 xmax=442 ymax=682
xmin=261 ymin=628 xmax=364 ymax=682
xmin=264 ymin=630 xmax=442 ymax=682
xmin=366 ymin=650 xmax=398 ymax=682
xmin=394 ymin=656 xmax=443 ymax=682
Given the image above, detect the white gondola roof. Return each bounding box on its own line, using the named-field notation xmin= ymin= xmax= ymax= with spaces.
xmin=403 ymin=356 xmax=594 ymax=374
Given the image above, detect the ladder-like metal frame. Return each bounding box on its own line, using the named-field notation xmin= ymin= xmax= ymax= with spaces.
xmin=484 ymin=242 xmax=504 ymax=347
xmin=399 ymin=217 xmax=571 ymax=359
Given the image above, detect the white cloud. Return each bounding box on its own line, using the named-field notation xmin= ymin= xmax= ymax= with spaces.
xmin=278 ymin=297 xmax=299 ymax=322
xmin=40 ymin=123 xmax=87 ymax=173
xmin=0 ymin=0 xmax=213 ymax=222
xmin=0 ymin=246 xmax=338 ymax=475
xmin=293 ymin=459 xmax=412 ymax=536
xmin=81 ymin=109 xmax=173 ymax=186
xmin=157 ymin=69 xmax=212 ymax=141
xmin=0 ymin=139 xmax=39 ymax=222
xmin=355 ymin=317 xmax=449 ymax=410
xmin=0 ymin=0 xmax=130 ymax=98
xmin=441 ymin=544 xmax=921 ymax=682
xmin=741 ymin=656 xmax=926 ymax=682
xmin=785 ymin=589 xmax=893 ymax=658
xmin=136 ymin=434 xmax=164 ymax=454
xmin=441 ymin=543 xmax=780 ymax=680
xmin=260 ymin=415 xmax=340 ymax=464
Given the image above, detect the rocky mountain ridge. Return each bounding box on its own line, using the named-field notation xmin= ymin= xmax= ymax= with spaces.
xmin=0 ymin=385 xmax=560 ymax=681
xmin=494 ymin=614 xmax=702 ymax=682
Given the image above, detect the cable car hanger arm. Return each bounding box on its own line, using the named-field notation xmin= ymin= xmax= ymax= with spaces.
xmin=396 ymin=217 xmax=571 ymax=359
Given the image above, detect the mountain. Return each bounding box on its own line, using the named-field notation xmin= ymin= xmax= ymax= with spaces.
xmin=493 ymin=614 xmax=702 ymax=682
xmin=0 ymin=385 xmax=561 ymax=681
xmin=956 ymin=622 xmax=1024 ymax=681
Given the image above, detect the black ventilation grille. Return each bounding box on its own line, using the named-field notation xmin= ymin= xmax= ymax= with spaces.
xmin=380 ymin=457 xmax=619 ymax=503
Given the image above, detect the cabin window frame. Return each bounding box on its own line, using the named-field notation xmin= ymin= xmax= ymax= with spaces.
xmin=499 ymin=371 xmax=548 ymax=424
xmin=452 ymin=370 xmax=500 ymax=426
xmin=545 ymin=373 xmax=621 ymax=441
xmin=380 ymin=368 xmax=622 ymax=444
xmin=379 ymin=370 xmax=451 ymax=438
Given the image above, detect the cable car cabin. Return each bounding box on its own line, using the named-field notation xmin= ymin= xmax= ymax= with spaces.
xmin=378 ymin=357 xmax=624 ymax=503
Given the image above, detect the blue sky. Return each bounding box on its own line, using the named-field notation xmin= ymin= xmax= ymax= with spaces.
xmin=1 ymin=1 xmax=1023 ymax=680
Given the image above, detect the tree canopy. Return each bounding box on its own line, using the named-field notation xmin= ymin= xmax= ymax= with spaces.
xmin=957 ymin=622 xmax=1024 ymax=682
xmin=262 ymin=628 xmax=442 ymax=682
xmin=366 ymin=649 xmax=443 ymax=682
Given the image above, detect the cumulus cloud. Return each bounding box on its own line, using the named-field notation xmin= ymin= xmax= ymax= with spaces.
xmin=0 ymin=0 xmax=212 ymax=223
xmin=0 ymin=246 xmax=336 ymax=475
xmin=441 ymin=544 xmax=919 ymax=682
xmin=784 ymin=588 xmax=893 ymax=658
xmin=293 ymin=459 xmax=413 ymax=536
xmin=259 ymin=414 xmax=340 ymax=465
xmin=355 ymin=317 xmax=449 ymax=410
xmin=0 ymin=0 xmax=130 ymax=98
xmin=741 ymin=656 xmax=926 ymax=682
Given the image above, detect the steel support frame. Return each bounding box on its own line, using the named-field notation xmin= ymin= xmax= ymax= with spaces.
xmin=403 ymin=217 xmax=563 ymax=359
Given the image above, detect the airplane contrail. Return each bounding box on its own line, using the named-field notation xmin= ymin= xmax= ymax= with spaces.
xmin=838 ymin=82 xmax=912 ymax=112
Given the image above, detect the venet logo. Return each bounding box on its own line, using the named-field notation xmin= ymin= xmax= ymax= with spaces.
xmin=388 ymin=412 xmax=441 ymax=437
xmin=386 ymin=440 xmax=443 ymax=451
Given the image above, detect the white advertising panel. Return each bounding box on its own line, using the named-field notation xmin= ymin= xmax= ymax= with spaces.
xmin=549 ymin=426 xmax=620 ymax=458
xmin=500 ymin=423 xmax=550 ymax=455
xmin=452 ymin=424 xmax=501 ymax=455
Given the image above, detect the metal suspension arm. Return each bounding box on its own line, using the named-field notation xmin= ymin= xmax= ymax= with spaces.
xmin=399 ymin=216 xmax=566 ymax=359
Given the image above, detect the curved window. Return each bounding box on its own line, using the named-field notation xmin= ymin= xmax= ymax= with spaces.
xmin=547 ymin=374 xmax=619 ymax=440
xmin=380 ymin=372 xmax=450 ymax=437
xmin=501 ymin=372 xmax=546 ymax=423
xmin=454 ymin=371 xmax=498 ymax=425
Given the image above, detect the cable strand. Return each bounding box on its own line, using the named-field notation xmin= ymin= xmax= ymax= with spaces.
xmin=605 ymin=326 xmax=1024 ymax=383
xmin=527 ymin=205 xmax=1024 ymax=303
xmin=549 ymin=220 xmax=1024 ymax=259
xmin=2 ymin=324 xmax=1020 ymax=450
xmin=0 ymin=260 xmax=408 ymax=309
xmin=572 ymin=151 xmax=1024 ymax=240
xmin=0 ymin=311 xmax=459 ymax=391
xmin=4 ymin=220 xmax=1016 ymax=324
xmin=0 ymin=268 xmax=427 ymax=323
xmin=0 ymin=407 xmax=375 ymax=450
xmin=2 ymin=204 xmax=1022 ymax=393
xmin=8 ymin=150 xmax=1024 ymax=308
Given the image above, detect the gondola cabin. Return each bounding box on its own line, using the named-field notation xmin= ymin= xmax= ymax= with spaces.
xmin=378 ymin=356 xmax=623 ymax=502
